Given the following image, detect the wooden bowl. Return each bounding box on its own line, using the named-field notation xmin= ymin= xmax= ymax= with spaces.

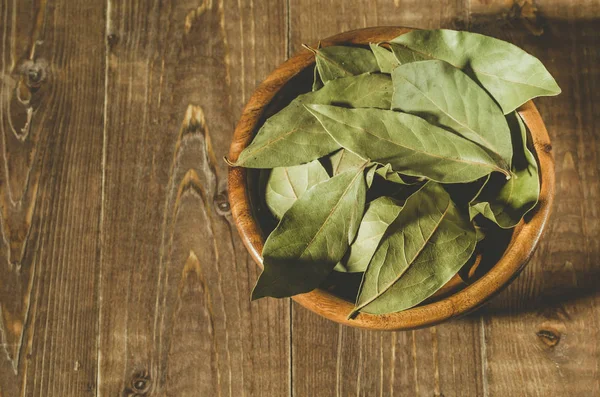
xmin=227 ymin=27 xmax=555 ymax=331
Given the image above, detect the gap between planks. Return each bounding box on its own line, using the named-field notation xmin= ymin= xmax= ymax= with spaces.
xmin=286 ymin=1 xmax=293 ymax=394
xmin=96 ymin=0 xmax=113 ymax=396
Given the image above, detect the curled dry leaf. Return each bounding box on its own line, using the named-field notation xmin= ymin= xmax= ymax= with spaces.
xmin=312 ymin=64 xmax=324 ymax=91
xmin=469 ymin=112 xmax=540 ymax=228
xmin=373 ymin=163 xmax=416 ymax=185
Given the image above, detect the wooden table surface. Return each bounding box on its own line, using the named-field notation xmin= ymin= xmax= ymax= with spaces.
xmin=0 ymin=0 xmax=598 ymax=396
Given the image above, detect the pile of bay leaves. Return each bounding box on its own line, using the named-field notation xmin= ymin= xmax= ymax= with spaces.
xmin=231 ymin=29 xmax=560 ymax=318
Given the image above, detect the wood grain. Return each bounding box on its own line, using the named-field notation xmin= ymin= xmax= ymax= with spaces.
xmin=288 ymin=0 xmax=469 ymax=55
xmin=0 ymin=0 xmax=105 ymax=396
xmin=0 ymin=0 xmax=598 ymax=396
xmin=99 ymin=0 xmax=289 ymax=396
xmin=292 ymin=306 xmax=484 ymax=397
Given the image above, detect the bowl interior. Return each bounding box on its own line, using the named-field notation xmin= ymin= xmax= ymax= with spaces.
xmin=244 ymin=60 xmax=515 ymax=305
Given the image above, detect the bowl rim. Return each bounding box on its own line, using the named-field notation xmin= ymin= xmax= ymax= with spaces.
xmin=227 ymin=26 xmax=555 ymax=331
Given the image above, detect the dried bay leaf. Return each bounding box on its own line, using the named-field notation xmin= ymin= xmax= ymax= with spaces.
xmin=365 ymin=164 xmax=378 ymax=188
xmin=310 ymin=42 xmax=325 ymax=91
xmin=369 ymin=43 xmax=399 ymax=73
xmin=336 ymin=197 xmax=404 ymax=273
xmin=469 ymin=112 xmax=540 ymax=228
xmin=252 ymin=166 xmax=368 ymax=299
xmin=325 ymin=151 xmax=414 ymax=187
xmin=307 ymin=104 xmax=508 ymax=183
xmin=389 ymin=43 xmax=429 ymax=64
xmin=373 ymin=163 xmax=417 ymax=185
xmin=265 ymin=160 xmax=330 ymax=220
xmin=390 ymin=29 xmax=561 ymax=114
xmin=312 ymin=64 xmax=323 ymax=91
xmin=309 ymin=45 xmax=379 ymax=83
xmin=322 ymin=149 xmax=385 ymax=191
xmin=443 ymin=176 xmax=489 ymax=210
xmin=365 ymin=170 xmax=423 ymax=206
xmin=352 ymin=182 xmax=476 ymax=315
xmin=392 ymin=60 xmax=513 ymax=167
xmin=324 ymin=148 xmax=367 ymax=176
xmin=334 ymin=179 xmax=421 ymax=273
xmin=234 ymin=73 xmax=392 ymax=168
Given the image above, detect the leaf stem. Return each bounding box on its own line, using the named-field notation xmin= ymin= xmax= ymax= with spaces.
xmin=347 ymin=309 xmax=360 ymax=320
xmin=223 ymin=156 xmax=235 ymax=166
xmin=301 ymin=43 xmax=317 ymax=54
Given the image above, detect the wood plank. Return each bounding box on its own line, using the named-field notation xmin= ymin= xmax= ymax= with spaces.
xmin=289 ymin=0 xmax=469 ymax=54
xmin=0 ymin=0 xmax=105 ymax=396
xmin=98 ymin=0 xmax=289 ymax=396
xmin=288 ymin=2 xmax=484 ymax=396
xmin=470 ymin=1 xmax=600 ymax=395
xmin=292 ymin=306 xmax=483 ymax=397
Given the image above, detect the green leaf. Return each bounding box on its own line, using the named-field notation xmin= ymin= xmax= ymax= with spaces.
xmin=390 ymin=29 xmax=561 ymax=114
xmin=323 ymin=150 xmax=382 ymax=189
xmin=352 ymin=182 xmax=476 ymax=315
xmin=369 ymin=43 xmax=399 ymax=73
xmin=312 ymin=64 xmax=323 ymax=91
xmin=469 ymin=112 xmax=540 ymax=228
xmin=389 ymin=43 xmax=429 ymax=64
xmin=475 ymin=223 xmax=486 ymax=242
xmin=265 ymin=160 xmax=330 ymax=220
xmin=325 ymin=148 xmax=368 ymax=176
xmin=392 ymin=60 xmax=513 ymax=167
xmin=312 ymin=45 xmax=379 ymax=83
xmin=373 ymin=163 xmax=416 ymax=185
xmin=306 ymin=104 xmax=509 ymax=183
xmin=252 ymin=166 xmax=368 ymax=299
xmin=234 ymin=73 xmax=392 ymax=168
xmin=337 ymin=197 xmax=404 ymax=273
xmin=365 ymin=164 xmax=377 ymax=188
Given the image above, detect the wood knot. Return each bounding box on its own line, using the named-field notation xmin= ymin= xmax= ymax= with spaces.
xmin=542 ymin=143 xmax=552 ymax=153
xmin=19 ymin=59 xmax=47 ymax=88
xmin=214 ymin=192 xmax=230 ymax=215
xmin=107 ymin=33 xmax=119 ymax=50
xmin=536 ymin=328 xmax=561 ymax=347
xmin=182 ymin=104 xmax=208 ymax=136
xmin=124 ymin=371 xmax=151 ymax=396
xmin=133 ymin=379 xmax=149 ymax=392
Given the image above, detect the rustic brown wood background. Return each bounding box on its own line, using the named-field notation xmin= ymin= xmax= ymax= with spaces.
xmin=0 ymin=0 xmax=598 ymax=396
